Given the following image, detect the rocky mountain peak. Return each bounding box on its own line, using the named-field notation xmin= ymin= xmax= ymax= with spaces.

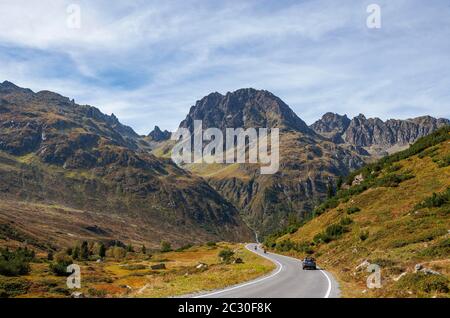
xmin=311 ymin=112 xmax=450 ymax=154
xmin=179 ymin=88 xmax=313 ymax=134
xmin=0 ymin=80 xmax=33 ymax=95
xmin=148 ymin=125 xmax=171 ymax=141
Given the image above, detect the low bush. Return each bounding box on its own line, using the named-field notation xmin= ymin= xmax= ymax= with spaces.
xmin=340 ymin=217 xmax=353 ymax=226
xmin=375 ymin=172 xmax=414 ymax=187
xmin=313 ymin=223 xmax=348 ymax=244
xmin=160 ymin=241 xmax=172 ymax=253
xmin=49 ymin=252 xmax=73 ymax=276
xmin=218 ymin=249 xmax=235 ymax=263
xmin=175 ymin=244 xmax=193 ymax=252
xmin=346 ymin=207 xmax=361 ymax=214
xmin=359 ymin=231 xmax=369 ymax=241
xmin=0 ymin=277 xmax=30 ymax=297
xmin=0 ymin=247 xmax=34 ymax=276
xmin=396 ymin=272 xmax=449 ymax=294
xmin=419 ymin=239 xmax=450 ymax=257
xmin=415 ymin=188 xmax=450 ymax=209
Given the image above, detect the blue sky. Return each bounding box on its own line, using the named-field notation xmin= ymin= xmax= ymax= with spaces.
xmin=0 ymin=0 xmax=449 ymax=134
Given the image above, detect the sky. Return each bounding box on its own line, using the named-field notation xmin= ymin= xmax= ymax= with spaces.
xmin=0 ymin=0 xmax=449 ymax=134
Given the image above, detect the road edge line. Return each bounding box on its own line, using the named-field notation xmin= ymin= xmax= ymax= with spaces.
xmin=193 ymin=244 xmax=283 ymax=298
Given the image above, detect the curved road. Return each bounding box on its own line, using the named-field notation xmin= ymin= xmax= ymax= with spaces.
xmin=194 ymin=243 xmax=340 ymax=298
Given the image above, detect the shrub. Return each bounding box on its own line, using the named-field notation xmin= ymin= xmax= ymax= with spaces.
xmin=71 ymin=246 xmax=80 ymax=260
xmin=325 ymin=224 xmax=346 ymax=238
xmin=347 ymin=207 xmax=361 ymax=214
xmin=206 ymin=242 xmax=217 ymax=247
xmin=0 ymin=248 xmax=34 ymax=276
xmin=218 ymin=249 xmax=235 ymax=263
xmin=275 ymin=239 xmax=295 ymax=252
xmin=419 ymin=239 xmax=450 ymax=257
xmin=437 ymin=155 xmax=450 ymax=167
xmin=88 ymin=288 xmax=107 ymax=298
xmin=50 ymin=252 xmax=73 ymax=276
xmin=160 ymin=241 xmax=172 ymax=253
xmin=415 ymin=188 xmax=450 ymax=209
xmin=359 ymin=231 xmax=369 ymax=241
xmin=80 ymin=241 xmax=89 ymax=260
xmin=99 ymin=243 xmax=106 ymax=258
xmin=0 ymin=277 xmax=30 ymax=297
xmin=106 ymin=246 xmax=127 ymax=259
xmin=314 ymin=198 xmax=339 ymax=216
xmin=340 ymin=217 xmax=353 ymax=226
xmin=176 ymin=244 xmax=193 ymax=252
xmin=313 ymin=223 xmax=348 ymax=244
xmin=376 ymin=173 xmax=414 ymax=187
xmin=397 ymin=272 xmax=449 ymax=294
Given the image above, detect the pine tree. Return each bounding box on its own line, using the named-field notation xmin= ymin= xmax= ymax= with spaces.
xmin=327 ymin=180 xmax=335 ymax=199
xmin=126 ymin=244 xmax=133 ymax=253
xmin=336 ymin=176 xmax=343 ymax=190
xmin=99 ymin=243 xmax=106 ymax=258
xmin=72 ymin=246 xmax=80 ymax=260
xmin=80 ymin=241 xmax=89 ymax=260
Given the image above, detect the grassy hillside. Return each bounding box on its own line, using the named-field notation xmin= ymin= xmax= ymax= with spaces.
xmin=268 ymin=126 xmax=450 ymax=297
xmin=0 ymin=243 xmax=274 ymax=298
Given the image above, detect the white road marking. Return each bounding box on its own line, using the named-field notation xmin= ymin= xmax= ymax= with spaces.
xmin=273 ymin=252 xmax=333 ymax=298
xmin=319 ymin=269 xmax=332 ymax=298
xmin=194 ymin=244 xmax=283 ymax=298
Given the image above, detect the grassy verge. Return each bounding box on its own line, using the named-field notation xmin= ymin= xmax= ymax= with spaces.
xmin=0 ymin=243 xmax=274 ymax=298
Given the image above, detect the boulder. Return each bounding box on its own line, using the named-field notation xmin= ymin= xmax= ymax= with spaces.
xmin=151 ymin=263 xmax=166 ymax=270
xmin=393 ymin=272 xmax=407 ymax=282
xmin=355 ymin=260 xmax=370 ymax=271
xmin=196 ymin=263 xmax=208 ymax=270
xmin=414 ymin=264 xmax=423 ymax=272
xmin=71 ymin=292 xmax=84 ymax=298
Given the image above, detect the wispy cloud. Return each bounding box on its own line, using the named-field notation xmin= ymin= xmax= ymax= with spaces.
xmin=0 ymin=0 xmax=449 ymax=133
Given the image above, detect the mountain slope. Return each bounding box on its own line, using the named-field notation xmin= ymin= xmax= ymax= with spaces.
xmin=176 ymin=88 xmax=366 ymax=237
xmin=269 ymin=126 xmax=450 ymax=297
xmin=0 ymin=81 xmax=253 ymax=249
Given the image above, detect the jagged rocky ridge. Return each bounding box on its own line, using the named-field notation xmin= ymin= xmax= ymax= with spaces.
xmin=311 ymin=112 xmax=449 ymax=155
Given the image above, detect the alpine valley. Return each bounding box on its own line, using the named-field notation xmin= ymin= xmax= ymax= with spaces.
xmin=0 ymin=81 xmax=448 ymax=249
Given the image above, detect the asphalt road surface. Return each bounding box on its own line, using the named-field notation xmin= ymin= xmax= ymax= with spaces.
xmin=194 ymin=243 xmax=340 ymax=298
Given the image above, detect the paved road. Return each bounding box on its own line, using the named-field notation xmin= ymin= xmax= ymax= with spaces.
xmin=195 ymin=243 xmax=340 ymax=298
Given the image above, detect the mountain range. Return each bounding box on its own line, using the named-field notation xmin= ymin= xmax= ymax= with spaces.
xmin=0 ymin=81 xmax=252 ymax=249
xmin=0 ymin=81 xmax=448 ymax=249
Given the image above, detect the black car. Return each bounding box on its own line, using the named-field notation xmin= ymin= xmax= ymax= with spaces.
xmin=302 ymin=257 xmax=317 ymax=270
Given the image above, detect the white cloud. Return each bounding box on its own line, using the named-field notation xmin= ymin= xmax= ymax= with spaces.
xmin=0 ymin=0 xmax=449 ymax=134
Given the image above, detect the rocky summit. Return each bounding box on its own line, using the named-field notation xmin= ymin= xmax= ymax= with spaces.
xmin=311 ymin=112 xmax=449 ymax=156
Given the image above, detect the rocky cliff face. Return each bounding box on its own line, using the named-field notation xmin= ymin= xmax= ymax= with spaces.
xmin=310 ymin=112 xmax=351 ymax=143
xmin=176 ymin=89 xmax=365 ymax=237
xmin=0 ymin=81 xmax=253 ymax=248
xmin=311 ymin=113 xmax=449 ymax=155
